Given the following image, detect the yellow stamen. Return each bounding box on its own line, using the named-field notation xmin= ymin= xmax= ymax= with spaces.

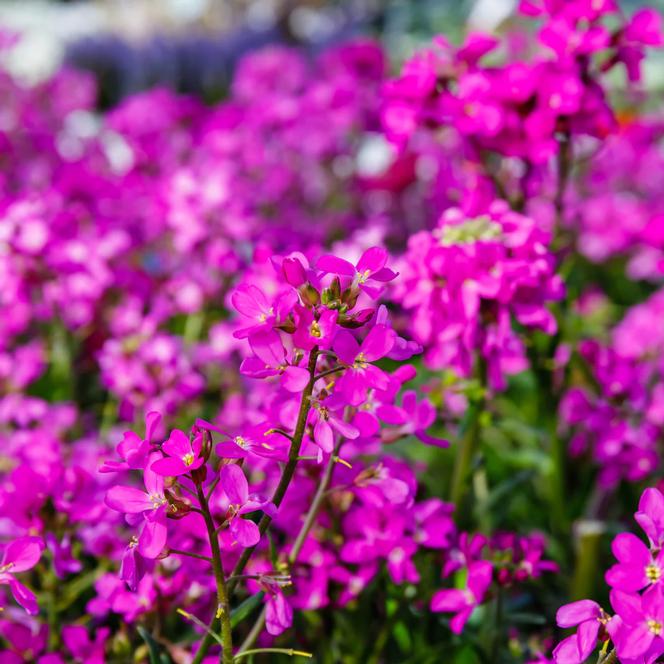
xmin=353 ymin=352 xmax=368 ymax=369
xmin=646 ymin=563 xmax=662 ymax=582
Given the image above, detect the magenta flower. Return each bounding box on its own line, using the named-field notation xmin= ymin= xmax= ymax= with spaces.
xmin=63 ymin=625 xmax=109 ymax=664
xmin=119 ymin=536 xmax=148 ymax=591
xmin=231 ymin=284 xmax=276 ymax=339
xmin=316 ymin=246 xmax=398 ymax=299
xmin=0 ymin=536 xmax=43 ymax=615
xmin=624 ymin=8 xmax=664 ymax=47
xmin=375 ymin=305 xmax=422 ymax=361
xmin=232 ymin=282 xmax=298 ymax=339
xmin=636 ymin=488 xmax=664 ymax=549
xmin=240 ymin=329 xmax=310 ymax=392
xmin=610 ymin=586 xmax=664 ymax=660
xmin=265 ymin=588 xmax=293 ymax=636
xmin=309 ymin=398 xmax=359 ymax=455
xmin=221 ymin=464 xmax=275 ymax=548
xmin=45 ymin=533 xmax=82 ymax=579
xmin=150 ymin=429 xmax=204 ymax=476
xmin=391 ymin=390 xmax=449 ymax=448
xmin=99 ymin=411 xmax=161 ymax=473
xmin=281 ymin=255 xmax=308 ymax=288
xmin=430 ymin=560 xmax=492 ymax=633
xmin=214 ymin=422 xmax=287 ymax=461
xmin=552 ymin=599 xmax=606 ymax=664
xmin=105 ymin=457 xmax=169 ymax=558
xmin=333 ymin=326 xmax=396 ymax=406
xmin=605 ymin=532 xmax=664 ymax=592
xmin=292 ymin=307 xmax=338 ymax=351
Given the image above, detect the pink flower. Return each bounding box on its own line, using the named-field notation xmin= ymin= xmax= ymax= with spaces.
xmin=0 ymin=536 xmax=43 ymax=615
xmin=636 ymin=488 xmax=664 ymax=549
xmin=265 ymin=588 xmax=293 ymax=636
xmin=553 ymin=600 xmax=605 ymax=664
xmin=105 ymin=457 xmax=169 ymax=558
xmin=99 ymin=411 xmax=161 ymax=473
xmin=333 ymin=326 xmax=396 ymax=406
xmin=221 ymin=464 xmax=275 ymax=548
xmin=63 ymin=625 xmax=109 ymax=664
xmin=390 ymin=390 xmax=449 ymax=448
xmin=231 ymin=284 xmax=278 ymax=339
xmin=605 ymin=532 xmax=664 ymax=593
xmin=292 ymin=307 xmax=338 ymax=351
xmin=150 ymin=429 xmax=204 ymax=476
xmin=609 ymin=586 xmax=664 ymax=660
xmin=624 ymin=8 xmax=664 ymax=47
xmin=309 ymin=397 xmax=359 ymax=455
xmin=213 ymin=422 xmax=287 ymax=461
xmin=316 ymin=246 xmax=398 ymax=299
xmin=430 ymin=560 xmax=492 ymax=633
xmin=239 ymin=329 xmax=310 ymax=393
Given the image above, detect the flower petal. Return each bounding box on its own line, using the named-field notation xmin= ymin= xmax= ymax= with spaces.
xmin=222 ymin=464 xmax=249 ymax=505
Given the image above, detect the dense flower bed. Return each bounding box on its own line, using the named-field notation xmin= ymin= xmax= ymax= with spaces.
xmin=1 ymin=2 xmax=664 ymax=663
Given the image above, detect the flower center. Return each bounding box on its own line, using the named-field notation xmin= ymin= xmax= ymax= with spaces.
xmin=357 ymin=269 xmax=372 ymax=284
xmin=354 ymin=352 xmax=368 ymax=369
xmin=0 ymin=562 xmax=14 ymax=573
xmin=149 ymin=493 xmax=167 ymax=509
xmin=437 ymin=216 xmax=502 ymax=246
xmin=648 ymin=619 xmax=662 ymax=635
xmin=183 ymin=453 xmax=195 ymax=466
xmin=389 ymin=547 xmax=405 ymax=564
xmin=646 ymin=563 xmax=662 ymax=582
xmin=310 ymin=321 xmax=322 ymax=338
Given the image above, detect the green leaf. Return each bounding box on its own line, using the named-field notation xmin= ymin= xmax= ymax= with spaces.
xmin=231 ymin=591 xmax=265 ymax=628
xmin=137 ymin=625 xmax=169 ymax=664
xmin=392 ymin=621 xmax=412 ymax=652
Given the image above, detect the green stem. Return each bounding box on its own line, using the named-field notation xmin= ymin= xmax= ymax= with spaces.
xmin=192 ymin=633 xmax=215 ymax=664
xmin=489 ymin=587 xmax=504 ymax=659
xmin=234 ymin=648 xmax=312 ymax=660
xmin=449 ymin=398 xmax=483 ymax=508
xmin=193 ymin=348 xmax=320 ymax=664
xmin=168 ymin=548 xmax=213 ymax=563
xmin=289 ymin=436 xmax=341 ymax=563
xmin=238 ymin=429 xmax=345 ymax=654
xmin=44 ymin=568 xmax=59 ymax=650
xmin=549 ymin=431 xmax=569 ymax=535
xmin=237 ymin=606 xmax=267 ymax=654
xmin=228 ymin=348 xmax=320 ymax=592
xmin=196 ymin=484 xmax=234 ymax=664
xmin=571 ymin=519 xmax=605 ymax=601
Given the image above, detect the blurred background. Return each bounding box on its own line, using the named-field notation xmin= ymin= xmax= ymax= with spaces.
xmin=2 ymin=0 xmax=661 ymax=110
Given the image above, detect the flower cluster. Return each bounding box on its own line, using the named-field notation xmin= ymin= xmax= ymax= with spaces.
xmin=554 ymin=487 xmax=664 ymax=663
xmin=382 ymin=2 xmax=663 ymax=228
xmin=0 ymin=1 xmax=663 ymax=662
xmin=569 ymin=117 xmax=664 ymax=280
xmin=432 ymin=531 xmax=557 ymax=633
xmin=560 ymin=287 xmax=664 ymax=486
xmin=393 ymin=200 xmax=564 ymax=389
